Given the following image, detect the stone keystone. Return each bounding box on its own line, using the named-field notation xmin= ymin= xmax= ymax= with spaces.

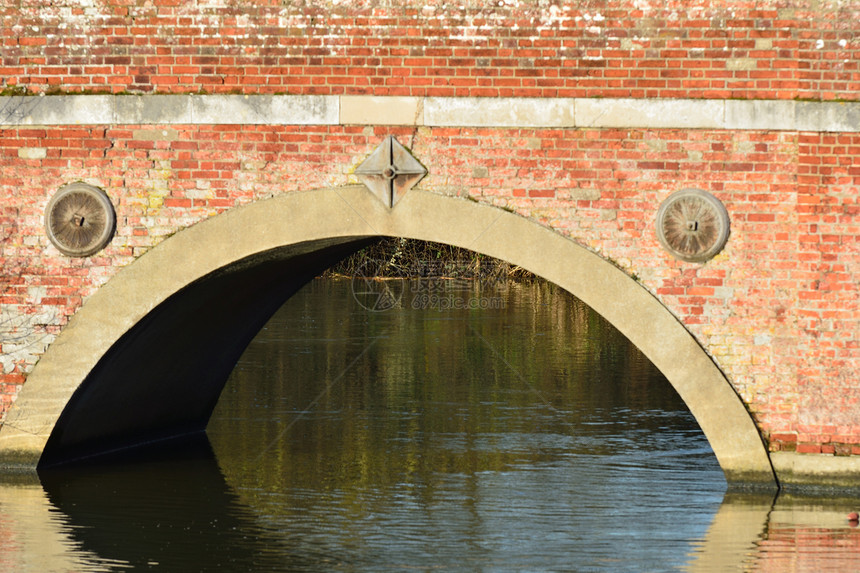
xmin=355 ymin=135 xmax=427 ymax=208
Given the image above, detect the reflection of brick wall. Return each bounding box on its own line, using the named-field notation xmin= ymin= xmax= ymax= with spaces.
xmin=0 ymin=1 xmax=857 ymax=100
xmin=754 ymin=519 xmax=860 ymax=570
xmin=0 ymin=0 xmax=858 ymax=456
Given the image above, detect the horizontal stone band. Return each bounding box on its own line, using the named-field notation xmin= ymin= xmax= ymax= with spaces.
xmin=0 ymin=94 xmax=857 ymax=132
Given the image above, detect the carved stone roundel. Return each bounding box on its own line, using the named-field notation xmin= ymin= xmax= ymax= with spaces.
xmin=45 ymin=182 xmax=116 ymax=257
xmin=656 ymin=188 xmax=730 ymax=263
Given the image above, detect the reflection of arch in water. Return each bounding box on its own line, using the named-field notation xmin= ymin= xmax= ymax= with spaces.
xmin=0 ymin=187 xmax=775 ymax=486
xmin=38 ymin=438 xmax=298 ymax=571
xmin=0 ymin=438 xmax=316 ymax=571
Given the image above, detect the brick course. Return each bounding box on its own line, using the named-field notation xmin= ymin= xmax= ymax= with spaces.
xmin=0 ymin=0 xmax=858 ymax=100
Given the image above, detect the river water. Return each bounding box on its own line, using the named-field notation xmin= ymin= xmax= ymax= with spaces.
xmin=2 ymin=277 xmax=860 ymax=571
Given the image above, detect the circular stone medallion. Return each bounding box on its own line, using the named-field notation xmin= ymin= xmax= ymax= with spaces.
xmin=45 ymin=183 xmax=116 ymax=257
xmin=656 ymin=189 xmax=729 ymax=263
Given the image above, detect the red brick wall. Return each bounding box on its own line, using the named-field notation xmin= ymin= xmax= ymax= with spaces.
xmin=2 ymin=122 xmax=859 ymax=454
xmin=0 ymin=0 xmax=859 ymax=453
xmin=792 ymin=133 xmax=860 ymax=454
xmin=1 ymin=0 xmax=858 ymax=100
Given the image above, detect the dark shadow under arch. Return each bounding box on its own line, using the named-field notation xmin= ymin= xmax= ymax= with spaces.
xmin=40 ymin=239 xmax=374 ymax=466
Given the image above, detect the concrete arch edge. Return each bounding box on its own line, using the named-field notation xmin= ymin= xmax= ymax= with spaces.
xmin=0 ymin=186 xmax=776 ymax=486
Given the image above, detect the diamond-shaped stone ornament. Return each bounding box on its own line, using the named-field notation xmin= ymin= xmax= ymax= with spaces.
xmin=355 ymin=135 xmax=427 ymax=208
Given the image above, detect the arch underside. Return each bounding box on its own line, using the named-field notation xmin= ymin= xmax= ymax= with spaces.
xmin=0 ymin=186 xmax=777 ymax=486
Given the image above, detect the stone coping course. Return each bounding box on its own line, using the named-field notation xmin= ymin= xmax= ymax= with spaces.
xmin=0 ymin=95 xmax=857 ymax=132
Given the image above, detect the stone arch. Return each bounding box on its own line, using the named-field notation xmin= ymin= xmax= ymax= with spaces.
xmin=0 ymin=186 xmax=776 ymax=486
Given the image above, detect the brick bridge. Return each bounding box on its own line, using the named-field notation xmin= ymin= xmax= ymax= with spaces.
xmin=0 ymin=0 xmax=858 ymax=490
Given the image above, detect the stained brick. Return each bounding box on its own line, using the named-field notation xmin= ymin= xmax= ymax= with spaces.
xmin=1 ymin=0 xmax=859 ymax=460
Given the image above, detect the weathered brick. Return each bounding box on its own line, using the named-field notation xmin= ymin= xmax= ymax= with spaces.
xmin=0 ymin=1 xmax=857 ymax=98
xmin=0 ymin=0 xmax=858 ymax=459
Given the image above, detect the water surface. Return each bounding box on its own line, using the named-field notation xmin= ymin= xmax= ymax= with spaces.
xmin=4 ymin=277 xmax=860 ymax=571
xmin=210 ymin=278 xmax=725 ymax=571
